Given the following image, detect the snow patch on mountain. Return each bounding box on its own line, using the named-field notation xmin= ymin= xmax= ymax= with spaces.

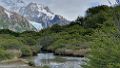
xmin=36 ymin=4 xmax=55 ymax=19
xmin=19 ymin=3 xmax=55 ymax=20
xmin=28 ymin=20 xmax=43 ymax=31
xmin=4 ymin=10 xmax=12 ymax=18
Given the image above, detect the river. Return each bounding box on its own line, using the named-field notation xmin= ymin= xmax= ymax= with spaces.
xmin=0 ymin=53 xmax=85 ymax=68
xmin=34 ymin=53 xmax=85 ymax=68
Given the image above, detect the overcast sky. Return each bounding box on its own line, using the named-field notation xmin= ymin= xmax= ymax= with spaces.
xmin=25 ymin=0 xmax=116 ymax=20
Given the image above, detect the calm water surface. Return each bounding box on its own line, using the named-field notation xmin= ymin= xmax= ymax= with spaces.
xmin=34 ymin=53 xmax=85 ymax=68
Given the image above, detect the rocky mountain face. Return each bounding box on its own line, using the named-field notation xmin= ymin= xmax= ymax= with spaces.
xmin=0 ymin=6 xmax=36 ymax=32
xmin=19 ymin=3 xmax=54 ymax=28
xmin=0 ymin=0 xmax=70 ymax=31
xmin=0 ymin=0 xmax=25 ymax=12
xmin=19 ymin=3 xmax=70 ymax=28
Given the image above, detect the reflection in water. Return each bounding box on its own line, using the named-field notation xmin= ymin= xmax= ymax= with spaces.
xmin=34 ymin=53 xmax=85 ymax=68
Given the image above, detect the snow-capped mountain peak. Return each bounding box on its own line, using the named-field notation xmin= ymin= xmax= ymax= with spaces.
xmin=20 ymin=2 xmax=55 ymax=19
xmin=0 ymin=0 xmax=70 ymax=31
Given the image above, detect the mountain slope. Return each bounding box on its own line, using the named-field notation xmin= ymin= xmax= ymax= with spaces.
xmin=19 ymin=3 xmax=54 ymax=28
xmin=0 ymin=6 xmax=36 ymax=32
xmin=19 ymin=3 xmax=70 ymax=28
xmin=0 ymin=0 xmax=25 ymax=12
xmin=0 ymin=0 xmax=70 ymax=29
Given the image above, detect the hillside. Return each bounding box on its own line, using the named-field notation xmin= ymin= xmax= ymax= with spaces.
xmin=0 ymin=6 xmax=36 ymax=32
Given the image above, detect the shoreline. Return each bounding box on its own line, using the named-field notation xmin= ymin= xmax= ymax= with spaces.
xmin=41 ymin=49 xmax=88 ymax=58
xmin=0 ymin=51 xmax=86 ymax=68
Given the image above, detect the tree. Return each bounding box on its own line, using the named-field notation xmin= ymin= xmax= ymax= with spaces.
xmin=50 ymin=24 xmax=63 ymax=33
xmin=38 ymin=36 xmax=55 ymax=50
xmin=75 ymin=16 xmax=84 ymax=26
xmin=86 ymin=5 xmax=110 ymax=16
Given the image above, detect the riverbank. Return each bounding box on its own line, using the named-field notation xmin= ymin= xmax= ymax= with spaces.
xmin=41 ymin=48 xmax=90 ymax=57
xmin=0 ymin=58 xmax=49 ymax=68
xmin=0 ymin=58 xmax=31 ymax=68
xmin=0 ymin=52 xmax=85 ymax=68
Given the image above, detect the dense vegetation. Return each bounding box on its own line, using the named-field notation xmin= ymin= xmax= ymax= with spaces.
xmin=82 ymin=5 xmax=120 ymax=68
xmin=0 ymin=4 xmax=120 ymax=68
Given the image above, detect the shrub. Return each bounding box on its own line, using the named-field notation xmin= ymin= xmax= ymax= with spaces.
xmin=21 ymin=46 xmax=33 ymax=56
xmin=84 ymin=33 xmax=120 ymax=68
xmin=0 ymin=49 xmax=13 ymax=61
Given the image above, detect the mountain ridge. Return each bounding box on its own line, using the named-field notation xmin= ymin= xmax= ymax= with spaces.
xmin=0 ymin=6 xmax=37 ymax=32
xmin=0 ymin=0 xmax=70 ymax=31
xmin=19 ymin=2 xmax=70 ymax=28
